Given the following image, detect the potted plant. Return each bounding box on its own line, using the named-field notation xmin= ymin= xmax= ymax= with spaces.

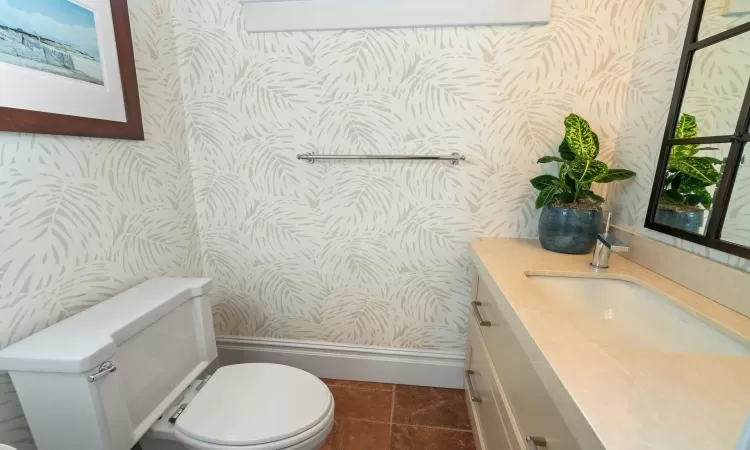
xmin=530 ymin=114 xmax=636 ymax=254
xmin=655 ymin=113 xmax=722 ymax=233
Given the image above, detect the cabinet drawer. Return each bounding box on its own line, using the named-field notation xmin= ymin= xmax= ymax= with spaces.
xmin=473 ymin=277 xmax=581 ymax=450
xmin=466 ymin=319 xmax=520 ymax=450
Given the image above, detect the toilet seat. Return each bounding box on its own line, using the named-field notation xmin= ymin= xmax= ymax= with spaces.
xmin=173 ymin=364 xmax=334 ymax=450
xmin=174 ymin=403 xmax=334 ymax=450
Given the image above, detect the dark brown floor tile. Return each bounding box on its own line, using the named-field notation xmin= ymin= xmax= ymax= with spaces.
xmin=322 ymin=378 xmax=394 ymax=391
xmin=330 ymin=386 xmax=393 ymax=423
xmin=390 ymin=425 xmax=475 ymax=450
xmin=393 ymin=385 xmax=471 ymax=430
xmin=339 ymin=420 xmax=391 ymax=449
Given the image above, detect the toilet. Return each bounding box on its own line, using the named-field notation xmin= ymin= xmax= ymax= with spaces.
xmin=0 ymin=278 xmax=334 ymax=450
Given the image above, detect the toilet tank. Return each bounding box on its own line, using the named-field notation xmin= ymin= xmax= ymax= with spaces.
xmin=0 ymin=278 xmax=215 ymax=450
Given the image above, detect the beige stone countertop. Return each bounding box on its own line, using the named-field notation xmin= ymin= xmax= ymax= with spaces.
xmin=469 ymin=238 xmax=750 ymax=450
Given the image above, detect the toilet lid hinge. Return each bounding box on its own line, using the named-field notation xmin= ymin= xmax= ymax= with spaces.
xmin=195 ymin=374 xmax=213 ymax=391
xmin=169 ymin=403 xmax=188 ymax=424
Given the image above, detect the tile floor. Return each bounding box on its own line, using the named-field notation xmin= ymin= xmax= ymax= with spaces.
xmin=321 ymin=379 xmax=475 ymax=450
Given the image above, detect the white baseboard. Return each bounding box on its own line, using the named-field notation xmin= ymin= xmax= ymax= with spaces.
xmin=216 ymin=336 xmax=465 ymax=389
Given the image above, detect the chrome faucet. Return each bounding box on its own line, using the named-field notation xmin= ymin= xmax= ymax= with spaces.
xmin=590 ymin=213 xmax=629 ymax=269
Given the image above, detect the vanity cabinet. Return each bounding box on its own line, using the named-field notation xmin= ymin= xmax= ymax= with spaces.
xmin=466 ymin=274 xmax=582 ymax=450
xmin=466 ymin=317 xmax=523 ymax=450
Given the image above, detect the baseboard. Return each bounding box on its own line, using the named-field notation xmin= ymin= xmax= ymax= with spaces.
xmin=216 ymin=336 xmax=465 ymax=389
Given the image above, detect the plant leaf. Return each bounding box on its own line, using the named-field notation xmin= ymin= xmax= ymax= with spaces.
xmin=672 ymin=172 xmax=683 ymax=190
xmin=558 ymin=165 xmax=576 ymax=199
xmin=568 ymin=159 xmax=609 ymax=183
xmin=535 ymin=186 xmax=559 ymax=209
xmin=684 ymin=194 xmax=702 ymax=207
xmin=677 ymin=175 xmax=711 ymax=194
xmin=672 ymin=114 xmax=700 ymax=158
xmin=561 ymin=166 xmax=577 ymax=190
xmin=559 ymin=190 xmax=575 ymax=203
xmin=696 ymin=188 xmax=713 ymax=209
xmin=684 ymin=188 xmax=712 ymax=209
xmin=596 ymin=169 xmax=636 ymax=183
xmin=672 ymin=144 xmax=700 ymax=159
xmin=660 ymin=189 xmax=685 ymax=205
xmin=675 ymin=113 xmax=698 ymax=139
xmin=668 ymin=157 xmax=720 ymax=185
xmin=593 ymin=132 xmax=600 ymax=153
xmin=564 ymin=114 xmax=599 ymax=160
xmin=538 ymin=156 xmax=567 ymax=164
xmin=582 ymin=190 xmax=606 ymax=204
xmin=530 ymin=175 xmax=560 ymax=191
xmin=558 ymin=139 xmax=576 ymax=161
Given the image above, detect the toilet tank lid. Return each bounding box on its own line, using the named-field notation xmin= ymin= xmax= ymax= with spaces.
xmin=0 ymin=277 xmax=212 ymax=374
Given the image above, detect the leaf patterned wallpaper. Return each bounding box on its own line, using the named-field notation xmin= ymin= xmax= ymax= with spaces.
xmin=170 ymin=0 xmax=660 ymax=351
xmin=612 ymin=0 xmax=750 ymax=271
xmin=1 ymin=0 xmax=749 ymax=447
xmin=0 ymin=1 xmax=203 ymax=447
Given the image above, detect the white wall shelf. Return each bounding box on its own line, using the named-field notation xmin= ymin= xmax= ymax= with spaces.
xmin=240 ymin=0 xmax=551 ymax=32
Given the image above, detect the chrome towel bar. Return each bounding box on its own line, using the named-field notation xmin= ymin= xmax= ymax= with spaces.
xmin=297 ymin=152 xmax=467 ymax=165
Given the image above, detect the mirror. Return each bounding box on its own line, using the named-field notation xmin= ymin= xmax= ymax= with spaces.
xmin=698 ymin=0 xmax=750 ymax=40
xmin=722 ymin=144 xmax=750 ymax=246
xmin=675 ymin=31 xmax=750 ymax=138
xmin=646 ymin=0 xmax=750 ymax=259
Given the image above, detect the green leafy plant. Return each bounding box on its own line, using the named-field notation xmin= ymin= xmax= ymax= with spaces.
xmin=659 ymin=113 xmax=722 ymax=212
xmin=530 ymin=114 xmax=636 ymax=210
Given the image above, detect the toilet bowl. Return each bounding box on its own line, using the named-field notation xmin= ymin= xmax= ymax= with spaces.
xmin=141 ymin=363 xmax=334 ymax=450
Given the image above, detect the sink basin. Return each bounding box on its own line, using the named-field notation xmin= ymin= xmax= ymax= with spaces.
xmin=527 ymin=275 xmax=750 ymax=357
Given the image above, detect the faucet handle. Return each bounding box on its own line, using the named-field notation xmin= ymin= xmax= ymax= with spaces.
xmin=592 ymin=214 xmax=628 ymax=269
xmin=597 ymin=233 xmax=629 ymax=253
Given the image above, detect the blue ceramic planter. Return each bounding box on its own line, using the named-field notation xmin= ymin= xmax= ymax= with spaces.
xmin=654 ymin=209 xmax=706 ymax=234
xmin=538 ymin=206 xmax=602 ymax=255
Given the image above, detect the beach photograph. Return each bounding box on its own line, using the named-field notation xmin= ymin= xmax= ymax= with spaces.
xmin=0 ymin=0 xmax=103 ymax=85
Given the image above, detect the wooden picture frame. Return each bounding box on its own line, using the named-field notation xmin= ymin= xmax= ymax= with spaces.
xmin=0 ymin=0 xmax=143 ymax=140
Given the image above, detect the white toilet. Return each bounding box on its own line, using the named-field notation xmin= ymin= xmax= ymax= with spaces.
xmin=0 ymin=278 xmax=334 ymax=450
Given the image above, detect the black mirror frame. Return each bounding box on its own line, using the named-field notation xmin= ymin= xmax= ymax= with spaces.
xmin=645 ymin=0 xmax=750 ymax=259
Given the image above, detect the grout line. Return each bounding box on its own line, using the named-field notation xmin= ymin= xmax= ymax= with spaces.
xmin=333 ymin=418 xmax=470 ymax=432
xmin=391 ymin=423 xmax=473 ymax=433
xmin=388 ymin=387 xmax=396 ymax=450
xmin=337 ymin=418 xmax=392 ymax=425
xmin=337 ymin=418 xmax=393 ymax=424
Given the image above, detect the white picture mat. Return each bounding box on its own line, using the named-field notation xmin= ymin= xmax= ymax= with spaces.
xmin=725 ymin=0 xmax=750 ymax=15
xmin=240 ymin=0 xmax=551 ymax=32
xmin=0 ymin=0 xmax=126 ymax=122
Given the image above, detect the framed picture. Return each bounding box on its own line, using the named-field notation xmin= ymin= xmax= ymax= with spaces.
xmin=0 ymin=0 xmax=143 ymax=140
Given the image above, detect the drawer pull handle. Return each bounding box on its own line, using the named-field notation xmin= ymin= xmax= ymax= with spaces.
xmin=526 ymin=436 xmax=548 ymax=449
xmin=465 ymin=370 xmax=482 ymax=403
xmin=472 ymin=301 xmax=491 ymax=327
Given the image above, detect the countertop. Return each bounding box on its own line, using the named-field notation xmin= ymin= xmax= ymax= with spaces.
xmin=469 ymin=238 xmax=750 ymax=450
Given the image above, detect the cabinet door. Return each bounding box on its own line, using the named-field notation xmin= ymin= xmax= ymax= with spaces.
xmin=473 ymin=277 xmax=582 ymax=450
xmin=467 ymin=318 xmax=518 ymax=450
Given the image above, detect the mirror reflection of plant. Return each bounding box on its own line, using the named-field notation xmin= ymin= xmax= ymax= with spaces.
xmin=659 ymin=114 xmax=723 ymax=212
xmin=530 ymin=114 xmax=636 ymax=210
